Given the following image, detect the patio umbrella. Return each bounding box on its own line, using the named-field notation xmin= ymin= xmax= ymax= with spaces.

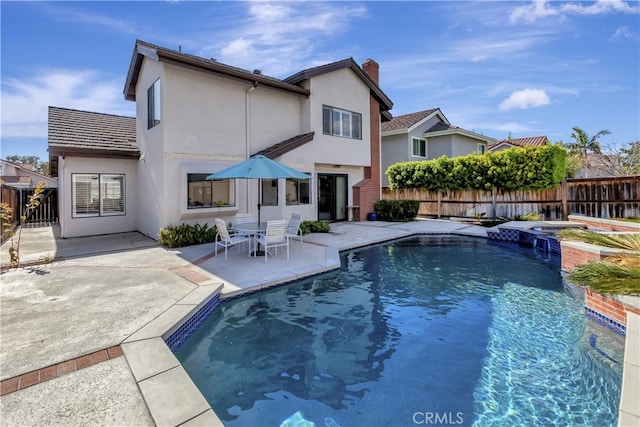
xmin=206 ymin=155 xmax=310 ymax=226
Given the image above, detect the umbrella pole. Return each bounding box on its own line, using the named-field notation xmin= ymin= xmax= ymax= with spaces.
xmin=254 ymin=179 xmax=265 ymax=256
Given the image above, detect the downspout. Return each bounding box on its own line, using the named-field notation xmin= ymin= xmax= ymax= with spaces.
xmin=245 ymin=82 xmax=258 ymax=210
xmin=59 ymin=155 xmax=65 ymax=238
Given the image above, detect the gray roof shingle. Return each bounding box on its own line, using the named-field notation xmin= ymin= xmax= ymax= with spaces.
xmin=381 ymin=109 xmax=438 ymax=132
xmin=48 ymin=107 xmax=138 ymax=157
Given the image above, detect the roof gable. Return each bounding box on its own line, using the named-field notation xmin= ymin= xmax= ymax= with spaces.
xmin=124 ymin=40 xmax=310 ymax=102
xmin=48 ymin=107 xmax=138 ymax=158
xmin=381 ymin=108 xmax=444 ymax=134
xmin=283 ymin=57 xmax=393 ymax=112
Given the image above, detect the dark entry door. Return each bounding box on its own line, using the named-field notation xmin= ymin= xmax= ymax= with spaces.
xmin=318 ymin=174 xmax=348 ymax=222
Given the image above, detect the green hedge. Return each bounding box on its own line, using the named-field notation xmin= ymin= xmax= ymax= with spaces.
xmin=386 ymin=144 xmax=567 ymax=191
xmin=158 ymin=223 xmax=217 ymax=248
xmin=374 ymin=200 xmax=420 ymax=222
xmin=300 ymin=220 xmax=331 ymax=234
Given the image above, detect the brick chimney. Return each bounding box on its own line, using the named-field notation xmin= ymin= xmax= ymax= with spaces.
xmin=353 ymin=59 xmax=382 ymax=221
xmin=362 ymin=59 xmax=379 ymax=84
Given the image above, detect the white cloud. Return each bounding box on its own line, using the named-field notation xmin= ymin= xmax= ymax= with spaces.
xmin=510 ymin=0 xmax=639 ymax=23
xmin=610 ymin=26 xmax=637 ymax=40
xmin=200 ymin=2 xmax=368 ymax=76
xmin=1 ymin=69 xmax=134 ymax=138
xmin=499 ymin=88 xmax=551 ymax=110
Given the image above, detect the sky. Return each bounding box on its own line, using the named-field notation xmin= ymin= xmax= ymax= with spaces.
xmin=1 ymin=0 xmax=639 ymax=163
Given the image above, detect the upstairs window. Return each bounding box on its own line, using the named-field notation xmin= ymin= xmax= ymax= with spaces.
xmin=322 ymin=105 xmax=362 ymax=140
xmin=147 ymin=79 xmax=161 ymax=129
xmin=477 ymin=143 xmax=486 ymax=154
xmin=187 ymin=174 xmax=235 ymax=208
xmin=412 ymin=137 xmax=426 ymax=158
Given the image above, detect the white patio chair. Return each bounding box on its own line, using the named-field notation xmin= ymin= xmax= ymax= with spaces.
xmin=214 ymin=218 xmax=249 ymax=260
xmin=254 ymin=219 xmax=289 ymax=263
xmin=286 ymin=213 xmax=303 ymax=249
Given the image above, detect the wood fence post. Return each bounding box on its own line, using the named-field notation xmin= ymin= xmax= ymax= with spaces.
xmin=561 ymin=180 xmax=568 ymax=221
xmin=437 ymin=190 xmax=442 ymax=219
xmin=491 ymin=188 xmax=497 ymax=218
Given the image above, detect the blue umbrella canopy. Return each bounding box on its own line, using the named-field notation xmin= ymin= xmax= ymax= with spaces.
xmin=206 ymin=155 xmax=310 ymax=180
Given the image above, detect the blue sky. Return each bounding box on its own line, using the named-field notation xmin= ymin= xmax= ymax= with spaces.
xmin=1 ymin=1 xmax=639 ymax=163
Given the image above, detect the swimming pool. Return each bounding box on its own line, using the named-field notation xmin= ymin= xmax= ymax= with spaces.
xmin=175 ymin=236 xmax=623 ymax=426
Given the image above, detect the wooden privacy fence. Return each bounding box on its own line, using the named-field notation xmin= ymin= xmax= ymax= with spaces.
xmin=1 ymin=186 xmax=58 ymax=242
xmin=382 ymin=176 xmax=640 ymax=220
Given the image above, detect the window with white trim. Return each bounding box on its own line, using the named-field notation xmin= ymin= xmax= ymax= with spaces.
xmin=72 ymin=174 xmax=125 ymax=217
xmin=286 ymin=175 xmax=311 ymax=205
xmin=477 ymin=143 xmax=486 ymax=154
xmin=147 ymin=79 xmax=161 ymax=129
xmin=412 ymin=137 xmax=427 ymax=158
xmin=322 ymin=105 xmax=362 ymax=139
xmin=187 ymin=174 xmax=235 ymax=208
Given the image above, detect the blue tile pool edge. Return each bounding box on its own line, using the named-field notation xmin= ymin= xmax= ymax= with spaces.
xmin=165 ymin=292 xmax=222 ymax=352
xmin=585 ymin=306 xmax=627 ymax=336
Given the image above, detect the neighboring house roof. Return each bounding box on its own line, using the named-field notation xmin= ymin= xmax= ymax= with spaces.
xmin=0 ymin=159 xmax=58 ymax=188
xmin=575 ymin=153 xmax=622 ymax=178
xmin=381 ymin=109 xmax=440 ymax=133
xmin=381 ymin=108 xmax=495 ymax=143
xmin=124 ymin=40 xmax=311 ymax=101
xmin=253 ymin=132 xmax=315 ymax=159
xmin=48 ymin=107 xmax=138 ymax=159
xmin=284 ymin=58 xmax=393 ymax=114
xmin=488 ymin=136 xmax=549 ymax=151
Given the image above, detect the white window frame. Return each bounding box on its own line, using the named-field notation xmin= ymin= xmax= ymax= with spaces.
xmin=147 ymin=79 xmax=161 ymax=129
xmin=477 ymin=143 xmax=486 ymax=154
xmin=322 ymin=105 xmax=362 ymax=140
xmin=286 ymin=175 xmax=311 ymax=205
xmin=72 ymin=173 xmax=126 ymax=218
xmin=187 ymin=173 xmax=235 ymax=209
xmin=411 ymin=137 xmax=427 ymax=158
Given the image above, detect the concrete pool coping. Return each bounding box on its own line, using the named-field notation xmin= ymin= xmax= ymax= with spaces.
xmin=1 ymin=219 xmax=638 ymax=426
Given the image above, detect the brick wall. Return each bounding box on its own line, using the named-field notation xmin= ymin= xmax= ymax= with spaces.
xmin=585 ymin=289 xmax=640 ymax=326
xmin=560 ymin=244 xmax=606 ymax=270
xmin=354 ymin=59 xmax=382 ymax=221
xmin=568 ymin=215 xmax=640 ymax=232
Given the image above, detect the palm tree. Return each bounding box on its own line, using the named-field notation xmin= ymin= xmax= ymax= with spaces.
xmin=564 ymin=127 xmax=611 ymax=177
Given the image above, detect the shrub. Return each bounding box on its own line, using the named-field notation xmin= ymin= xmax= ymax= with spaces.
xmin=374 ymin=199 xmax=420 ymax=222
xmin=520 ymin=211 xmax=543 ymax=221
xmin=386 ymin=144 xmax=567 ymax=191
xmin=300 ymin=220 xmax=330 ymax=234
xmin=158 ymin=222 xmax=217 ymax=248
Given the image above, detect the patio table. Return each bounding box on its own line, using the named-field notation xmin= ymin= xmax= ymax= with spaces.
xmin=233 ymin=222 xmax=268 ymax=256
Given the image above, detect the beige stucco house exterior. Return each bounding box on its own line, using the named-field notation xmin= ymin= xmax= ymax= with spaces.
xmin=381 ymin=108 xmax=495 ymax=187
xmin=49 ymin=40 xmax=392 ymax=238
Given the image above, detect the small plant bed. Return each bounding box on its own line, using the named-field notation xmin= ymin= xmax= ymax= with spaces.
xmin=557 ymin=228 xmax=640 ymax=296
xmin=158 ymin=223 xmax=217 ymax=248
xmin=300 ymin=220 xmax=330 ymax=234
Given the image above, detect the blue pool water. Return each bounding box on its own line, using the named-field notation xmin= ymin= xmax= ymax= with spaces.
xmin=175 ymin=236 xmax=624 ymax=427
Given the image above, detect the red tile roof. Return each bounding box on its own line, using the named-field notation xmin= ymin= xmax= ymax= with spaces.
xmin=489 ymin=136 xmax=548 ymax=149
xmin=381 ymin=109 xmax=438 ymax=132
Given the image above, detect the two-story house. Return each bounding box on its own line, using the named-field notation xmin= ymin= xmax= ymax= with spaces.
xmin=380 ymin=108 xmax=495 ymax=187
xmin=49 ymin=40 xmax=392 ymax=238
